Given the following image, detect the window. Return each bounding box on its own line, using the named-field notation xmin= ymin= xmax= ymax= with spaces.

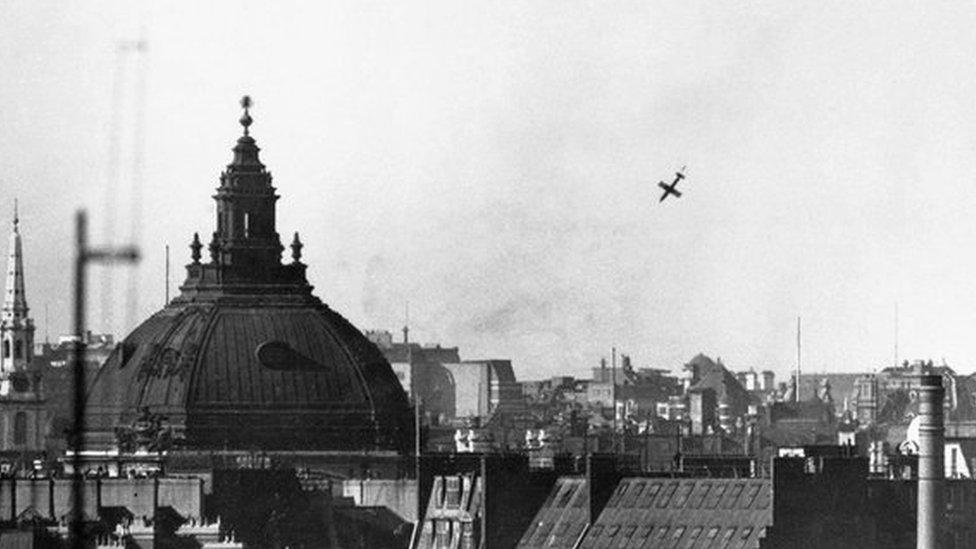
xmin=572 ymin=486 xmax=588 ymax=508
xmin=742 ymin=484 xmax=762 ymax=508
xmin=14 ymin=341 xmax=21 ymax=360
xmin=656 ymin=482 xmax=679 ymax=508
xmin=13 ymin=412 xmax=27 ymax=445
xmin=444 ymin=477 xmax=461 ymax=508
xmin=671 ymin=526 xmax=686 ymax=540
xmin=706 ymin=526 xmax=720 ymax=540
xmin=2 ymin=340 xmax=8 ymax=358
xmin=434 ymin=520 xmax=450 ymax=546
xmin=244 ymin=212 xmax=251 ymax=237
xmin=723 ymin=483 xmax=745 ymax=509
xmin=556 ymin=485 xmax=575 ymax=508
xmin=639 ymin=483 xmax=662 ymax=508
xmin=623 ymin=482 xmax=645 ymax=507
xmin=705 ymin=484 xmax=727 ymax=509
xmin=673 ymin=483 xmax=694 ymax=507
xmin=607 ymin=484 xmax=629 ymax=508
xmin=689 ymin=483 xmax=711 ymax=509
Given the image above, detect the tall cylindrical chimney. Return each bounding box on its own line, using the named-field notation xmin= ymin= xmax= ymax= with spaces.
xmin=917 ymin=373 xmax=945 ymax=549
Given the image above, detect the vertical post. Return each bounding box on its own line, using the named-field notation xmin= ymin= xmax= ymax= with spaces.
xmin=70 ymin=211 xmax=88 ymax=547
xmin=414 ymin=397 xmax=421 ymax=459
xmin=611 ymin=346 xmax=617 ymax=452
xmin=68 ymin=210 xmax=138 ymax=547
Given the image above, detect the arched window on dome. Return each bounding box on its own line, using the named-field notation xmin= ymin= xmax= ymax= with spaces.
xmin=13 ymin=412 xmax=26 ymax=445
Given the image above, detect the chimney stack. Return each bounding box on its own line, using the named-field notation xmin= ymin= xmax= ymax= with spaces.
xmin=917 ymin=373 xmax=944 ymax=549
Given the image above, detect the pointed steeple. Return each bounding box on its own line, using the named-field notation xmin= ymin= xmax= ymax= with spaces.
xmin=1 ymin=201 xmax=35 ymax=393
xmin=2 ymin=200 xmax=28 ymax=322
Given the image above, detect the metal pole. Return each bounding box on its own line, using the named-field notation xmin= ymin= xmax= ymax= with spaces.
xmin=611 ymin=346 xmax=617 ymax=453
xmin=69 ymin=210 xmax=139 ymax=547
xmin=70 ymin=211 xmax=87 ymax=547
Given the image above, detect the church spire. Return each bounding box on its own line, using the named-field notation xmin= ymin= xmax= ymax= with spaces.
xmin=1 ymin=201 xmax=35 ymax=392
xmin=3 ymin=201 xmax=28 ymax=321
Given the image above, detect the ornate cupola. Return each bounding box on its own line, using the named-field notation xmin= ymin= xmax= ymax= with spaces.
xmin=179 ymin=96 xmax=310 ymax=299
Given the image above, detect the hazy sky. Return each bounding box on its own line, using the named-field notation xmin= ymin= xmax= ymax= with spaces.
xmin=4 ymin=2 xmax=976 ymax=381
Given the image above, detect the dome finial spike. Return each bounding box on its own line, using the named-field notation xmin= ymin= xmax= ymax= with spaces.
xmin=290 ymin=232 xmax=303 ymax=263
xmin=190 ymin=232 xmax=202 ymax=264
xmin=12 ymin=198 xmax=18 ymax=231
xmin=239 ymin=95 xmax=253 ymax=136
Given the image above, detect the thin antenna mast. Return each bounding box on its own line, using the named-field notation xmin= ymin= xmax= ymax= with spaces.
xmin=795 ymin=317 xmax=801 ymax=404
xmin=123 ymin=36 xmax=149 ymax=335
xmin=403 ymin=301 xmax=410 ymax=345
xmin=98 ymin=41 xmax=129 ymax=335
xmin=164 ymin=244 xmax=170 ymax=305
xmin=405 ymin=302 xmax=418 ymax=457
xmin=894 ymin=302 xmax=899 ymax=368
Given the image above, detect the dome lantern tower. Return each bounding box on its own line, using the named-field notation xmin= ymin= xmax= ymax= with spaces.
xmin=210 ymin=96 xmax=283 ymax=270
xmin=181 ymin=97 xmax=309 ymax=298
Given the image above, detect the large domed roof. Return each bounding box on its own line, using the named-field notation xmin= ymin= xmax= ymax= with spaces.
xmin=84 ymin=99 xmax=410 ymax=453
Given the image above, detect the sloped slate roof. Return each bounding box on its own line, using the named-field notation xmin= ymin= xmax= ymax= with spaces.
xmin=578 ymin=477 xmax=772 ymax=548
xmin=517 ymin=477 xmax=589 ymax=548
